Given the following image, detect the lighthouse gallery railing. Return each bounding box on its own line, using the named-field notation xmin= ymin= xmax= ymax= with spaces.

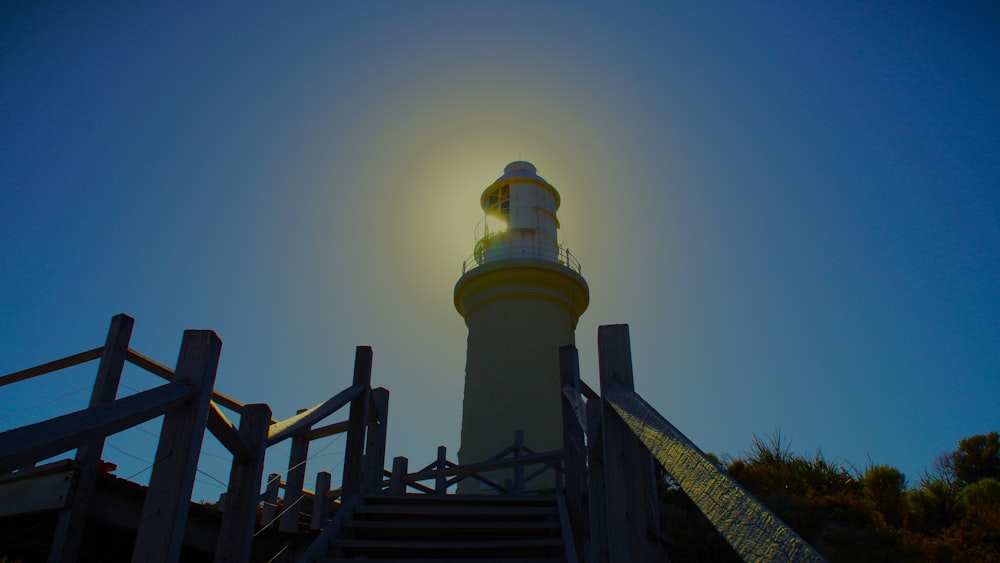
xmin=461 ymin=242 xmax=582 ymax=275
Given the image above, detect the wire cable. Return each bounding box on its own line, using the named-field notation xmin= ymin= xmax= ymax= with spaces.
xmin=0 ymin=385 xmax=91 ymax=422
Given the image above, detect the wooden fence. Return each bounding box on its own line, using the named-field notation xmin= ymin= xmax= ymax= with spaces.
xmin=1 ymin=314 xmax=824 ymax=563
xmin=0 ymin=314 xmax=387 ymax=563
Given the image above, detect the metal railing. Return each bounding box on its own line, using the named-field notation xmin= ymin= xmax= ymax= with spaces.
xmin=461 ymin=242 xmax=582 ymax=275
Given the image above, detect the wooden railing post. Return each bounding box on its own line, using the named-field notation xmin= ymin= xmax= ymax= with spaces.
xmin=390 ymin=457 xmax=408 ymax=494
xmin=555 ymin=459 xmax=564 ymax=491
xmin=132 ymin=329 xmax=221 ymax=563
xmin=279 ymin=409 xmax=310 ymax=532
xmin=215 ymin=403 xmax=271 ymax=563
xmin=341 ymin=346 xmax=372 ymax=498
xmin=435 ymin=446 xmax=448 ymax=494
xmin=513 ymin=430 xmax=525 ymax=494
xmin=261 ymin=473 xmax=281 ymax=528
xmin=49 ymin=313 xmax=134 ymax=563
xmin=362 ymin=388 xmax=390 ymax=493
xmin=311 ymin=471 xmax=332 ymax=530
xmin=560 ymin=345 xmax=586 ymax=559
xmin=586 ymin=397 xmax=608 ymax=563
xmin=597 ymin=324 xmax=653 ymax=562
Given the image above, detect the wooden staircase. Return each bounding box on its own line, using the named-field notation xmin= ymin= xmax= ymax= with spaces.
xmin=322 ymin=493 xmax=568 ymax=562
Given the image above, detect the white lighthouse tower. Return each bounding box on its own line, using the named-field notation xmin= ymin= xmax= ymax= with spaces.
xmin=454 ymin=161 xmax=589 ymax=492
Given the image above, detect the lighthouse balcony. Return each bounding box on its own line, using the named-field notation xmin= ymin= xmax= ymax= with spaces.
xmin=462 ymin=237 xmax=582 ymax=275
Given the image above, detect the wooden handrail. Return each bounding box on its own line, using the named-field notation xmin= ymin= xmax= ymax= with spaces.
xmin=267 ymin=383 xmax=365 ymax=446
xmin=605 ymin=381 xmax=828 ymax=562
xmin=125 ymin=349 xmax=268 ymax=422
xmin=303 ymin=420 xmax=350 ymax=441
xmin=125 ymin=348 xmax=173 ymax=379
xmin=404 ymin=481 xmax=437 ymax=494
xmin=207 ymin=401 xmax=254 ymax=461
xmin=557 ymin=494 xmax=580 ymax=563
xmin=0 ymin=347 xmax=103 ymax=388
xmin=405 ymin=450 xmax=563 ymax=483
xmin=0 ymin=379 xmax=197 ymax=472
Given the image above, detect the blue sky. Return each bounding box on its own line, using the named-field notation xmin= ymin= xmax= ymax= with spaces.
xmin=2 ymin=2 xmax=998 ymax=500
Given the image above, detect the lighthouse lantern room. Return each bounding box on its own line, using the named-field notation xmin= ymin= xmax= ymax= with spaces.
xmin=455 ymin=161 xmax=589 ymax=492
xmin=472 ymin=161 xmax=565 ymax=269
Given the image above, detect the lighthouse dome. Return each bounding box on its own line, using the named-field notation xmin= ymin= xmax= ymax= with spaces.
xmin=503 ymin=161 xmax=537 ymax=177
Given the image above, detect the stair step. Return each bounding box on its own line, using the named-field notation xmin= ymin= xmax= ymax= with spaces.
xmin=330 ymin=537 xmax=564 ymax=557
xmin=323 ymin=558 xmax=565 ymax=563
xmin=318 ymin=494 xmax=567 ymax=561
xmin=365 ymin=493 xmax=558 ymax=506
xmin=354 ymin=504 xmax=558 ymax=519
xmin=344 ymin=519 xmax=560 ymax=540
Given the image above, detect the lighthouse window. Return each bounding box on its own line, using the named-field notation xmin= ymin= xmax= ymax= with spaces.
xmin=487 ymin=185 xmax=511 ymax=218
xmin=498 ymin=185 xmax=511 ymax=218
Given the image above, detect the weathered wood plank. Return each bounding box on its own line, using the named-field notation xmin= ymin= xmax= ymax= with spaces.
xmin=557 ymin=494 xmax=580 ymax=563
xmin=320 ymin=557 xmax=563 ymax=563
xmin=435 ymin=446 xmax=449 ymax=494
xmin=266 ymin=383 xmax=365 ymax=446
xmin=331 ymin=537 xmax=563 ymax=551
xmin=585 ymin=398 xmax=607 ymax=563
xmin=513 ymin=432 xmax=525 ymax=494
xmin=559 ymin=345 xmax=586 ymax=561
xmin=0 ymin=459 xmax=75 ymax=484
xmin=390 ymin=457 xmax=408 ymax=494
xmin=0 ymin=468 xmax=74 ymax=516
xmin=344 ymin=520 xmax=561 ymax=531
xmin=214 ymin=403 xmax=270 ymax=563
xmin=341 ymin=346 xmax=373 ymax=498
xmin=605 ymin=382 xmax=828 ymax=562
xmin=363 ymin=388 xmax=390 ymax=493
xmin=280 ymin=409 xmax=310 ymax=533
xmin=311 ymin=471 xmax=332 ymax=530
xmin=406 ymin=450 xmax=563 ymax=483
xmin=597 ymin=324 xmax=651 ymax=563
xmin=303 ymin=420 xmax=350 ymax=441
xmin=132 ymin=329 xmax=221 ymax=563
xmin=207 ymin=401 xmax=253 ymax=461
xmin=126 ymin=348 xmax=262 ymax=421
xmin=352 ymin=504 xmax=559 ymax=518
xmin=0 ymin=347 xmax=104 ymax=388
xmin=125 ymin=348 xmax=174 ymax=379
xmin=0 ymin=379 xmax=196 ymax=473
xmin=50 ymin=314 xmax=134 ymax=563
xmin=363 ymin=493 xmax=560 ymax=506
xmin=447 ymin=473 xmax=508 ymax=493
xmin=261 ymin=473 xmax=280 ymax=528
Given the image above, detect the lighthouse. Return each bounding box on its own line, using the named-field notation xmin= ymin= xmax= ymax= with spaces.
xmin=454 ymin=161 xmax=589 ymax=492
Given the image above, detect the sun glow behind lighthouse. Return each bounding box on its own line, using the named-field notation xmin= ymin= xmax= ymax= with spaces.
xmin=482 ymin=214 xmax=508 ymax=238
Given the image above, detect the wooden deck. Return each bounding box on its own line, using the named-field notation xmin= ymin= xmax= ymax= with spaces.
xmin=0 ymin=314 xmax=826 ymax=562
xmin=0 ymin=460 xmax=222 ymax=562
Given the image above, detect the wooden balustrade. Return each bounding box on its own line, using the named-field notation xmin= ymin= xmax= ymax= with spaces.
xmin=0 ymin=314 xmax=389 ymax=563
xmin=1 ymin=313 xmax=811 ymax=563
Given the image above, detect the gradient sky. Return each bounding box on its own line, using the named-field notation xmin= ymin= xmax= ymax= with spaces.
xmin=2 ymin=2 xmax=998 ymax=501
